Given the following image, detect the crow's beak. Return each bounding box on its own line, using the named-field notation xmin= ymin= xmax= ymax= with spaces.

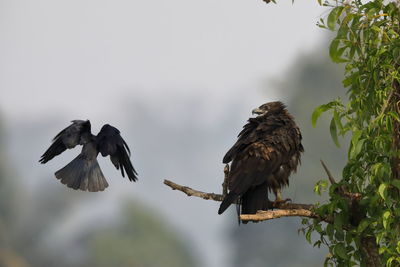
xmin=252 ymin=108 xmax=264 ymax=115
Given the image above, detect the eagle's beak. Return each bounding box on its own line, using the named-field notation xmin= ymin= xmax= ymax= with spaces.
xmin=252 ymin=108 xmax=264 ymax=115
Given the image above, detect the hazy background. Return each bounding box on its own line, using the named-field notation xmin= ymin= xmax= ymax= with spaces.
xmin=0 ymin=1 xmax=348 ymax=266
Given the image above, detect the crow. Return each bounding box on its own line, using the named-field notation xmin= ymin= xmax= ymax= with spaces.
xmin=218 ymin=101 xmax=303 ymax=216
xmin=40 ymin=120 xmax=137 ymax=192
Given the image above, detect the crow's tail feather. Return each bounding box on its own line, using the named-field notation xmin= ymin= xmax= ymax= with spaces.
xmin=55 ymin=154 xmax=109 ymax=192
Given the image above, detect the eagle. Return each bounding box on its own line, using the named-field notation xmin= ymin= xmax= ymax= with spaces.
xmin=218 ymin=101 xmax=303 ymax=216
xmin=40 ymin=120 xmax=138 ymax=192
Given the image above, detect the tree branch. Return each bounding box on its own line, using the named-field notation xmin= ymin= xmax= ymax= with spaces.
xmin=320 ymin=159 xmax=336 ymax=184
xmin=163 ymin=178 xmax=327 ymax=223
xmin=164 ymin=179 xmax=224 ymax=201
xmin=320 ymin=160 xmax=362 ymax=200
xmin=164 ymin=179 xmax=314 ymax=210
xmin=240 ymin=209 xmax=318 ymax=222
xmin=361 ymin=236 xmax=382 ymax=267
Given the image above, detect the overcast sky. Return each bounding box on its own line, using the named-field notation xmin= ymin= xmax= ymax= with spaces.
xmin=0 ymin=0 xmax=327 ymax=122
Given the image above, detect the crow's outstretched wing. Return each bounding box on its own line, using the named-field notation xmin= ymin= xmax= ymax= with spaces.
xmin=96 ymin=124 xmax=138 ymax=182
xmin=39 ymin=120 xmax=91 ymax=164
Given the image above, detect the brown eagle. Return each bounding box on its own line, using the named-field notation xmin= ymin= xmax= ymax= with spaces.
xmin=40 ymin=120 xmax=137 ymax=192
xmin=218 ymin=101 xmax=303 ymax=215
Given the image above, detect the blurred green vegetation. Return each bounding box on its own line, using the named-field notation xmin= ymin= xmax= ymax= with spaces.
xmin=230 ymin=46 xmax=349 ymax=267
xmin=0 ymin=119 xmax=198 ymax=267
xmin=88 ymin=203 xmax=197 ymax=267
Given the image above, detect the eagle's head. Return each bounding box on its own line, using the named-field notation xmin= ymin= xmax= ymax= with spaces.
xmin=252 ymin=101 xmax=286 ymax=116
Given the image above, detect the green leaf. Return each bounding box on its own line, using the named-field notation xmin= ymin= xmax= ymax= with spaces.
xmin=330 ymin=118 xmax=340 ymax=147
xmin=334 ymin=213 xmax=344 ymax=231
xmin=311 ymin=102 xmax=335 ymax=127
xmin=333 ymin=109 xmax=343 ymax=133
xmin=314 ymin=180 xmax=328 ymax=195
xmin=351 ymin=130 xmax=362 ymax=146
xmin=305 ymin=228 xmax=312 ymax=244
xmin=378 ymin=183 xmax=387 ymax=200
xmin=349 ymin=139 xmax=364 ymax=159
xmin=329 ymin=39 xmax=347 ymax=63
xmin=383 ymin=210 xmax=390 ymax=229
xmin=334 ymin=243 xmax=348 ymax=260
xmin=371 ymin=25 xmax=381 ymax=32
xmin=357 ymin=219 xmax=370 ymax=233
xmin=388 ymin=111 xmax=400 ymax=122
xmin=327 ymin=6 xmax=344 ymax=31
xmin=387 ymin=257 xmax=400 ymax=267
xmin=313 ymin=240 xmax=322 ymax=248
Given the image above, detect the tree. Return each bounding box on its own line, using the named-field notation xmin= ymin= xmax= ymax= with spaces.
xmin=307 ymin=0 xmax=400 ymax=266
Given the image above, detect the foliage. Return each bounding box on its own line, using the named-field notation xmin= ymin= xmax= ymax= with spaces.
xmin=306 ymin=0 xmax=400 ymax=266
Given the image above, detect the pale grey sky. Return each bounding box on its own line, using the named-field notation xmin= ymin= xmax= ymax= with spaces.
xmin=0 ymin=0 xmax=326 ymax=121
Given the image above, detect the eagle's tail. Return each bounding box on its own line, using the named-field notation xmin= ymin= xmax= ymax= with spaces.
xmin=55 ymin=154 xmax=109 ymax=192
xmin=241 ymin=183 xmax=270 ymax=215
xmin=218 ymin=192 xmax=238 ymax=215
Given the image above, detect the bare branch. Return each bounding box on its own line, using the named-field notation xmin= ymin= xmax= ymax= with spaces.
xmin=164 ymin=179 xmax=314 ymax=210
xmin=164 ymin=179 xmax=224 ymax=201
xmin=320 ymin=159 xmax=336 ymax=185
xmin=240 ymin=209 xmax=318 ymax=222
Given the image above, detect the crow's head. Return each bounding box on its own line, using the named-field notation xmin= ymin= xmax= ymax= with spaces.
xmin=252 ymin=101 xmax=286 ymax=116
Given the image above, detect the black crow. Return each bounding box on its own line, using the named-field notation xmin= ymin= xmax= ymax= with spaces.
xmin=40 ymin=120 xmax=137 ymax=192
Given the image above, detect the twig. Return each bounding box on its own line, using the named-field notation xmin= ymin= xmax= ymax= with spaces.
xmin=321 ymin=159 xmax=336 ymax=185
xmin=164 ymin=179 xmax=224 ymax=201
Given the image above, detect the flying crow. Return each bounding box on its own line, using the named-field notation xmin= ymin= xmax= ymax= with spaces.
xmin=40 ymin=120 xmax=138 ymax=192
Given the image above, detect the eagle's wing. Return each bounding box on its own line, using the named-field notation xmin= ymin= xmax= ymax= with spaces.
xmin=39 ymin=120 xmax=91 ymax=164
xmin=223 ymin=117 xmax=282 ymax=164
xmin=218 ymin=142 xmax=281 ymax=214
xmin=96 ymin=124 xmax=138 ymax=182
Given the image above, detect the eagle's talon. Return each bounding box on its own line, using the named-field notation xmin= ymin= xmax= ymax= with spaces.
xmin=273 ymin=198 xmax=292 ymax=207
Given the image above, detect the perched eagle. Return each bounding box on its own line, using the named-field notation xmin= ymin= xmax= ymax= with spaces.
xmin=218 ymin=101 xmax=303 ymax=216
xmin=40 ymin=120 xmax=138 ymax=192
